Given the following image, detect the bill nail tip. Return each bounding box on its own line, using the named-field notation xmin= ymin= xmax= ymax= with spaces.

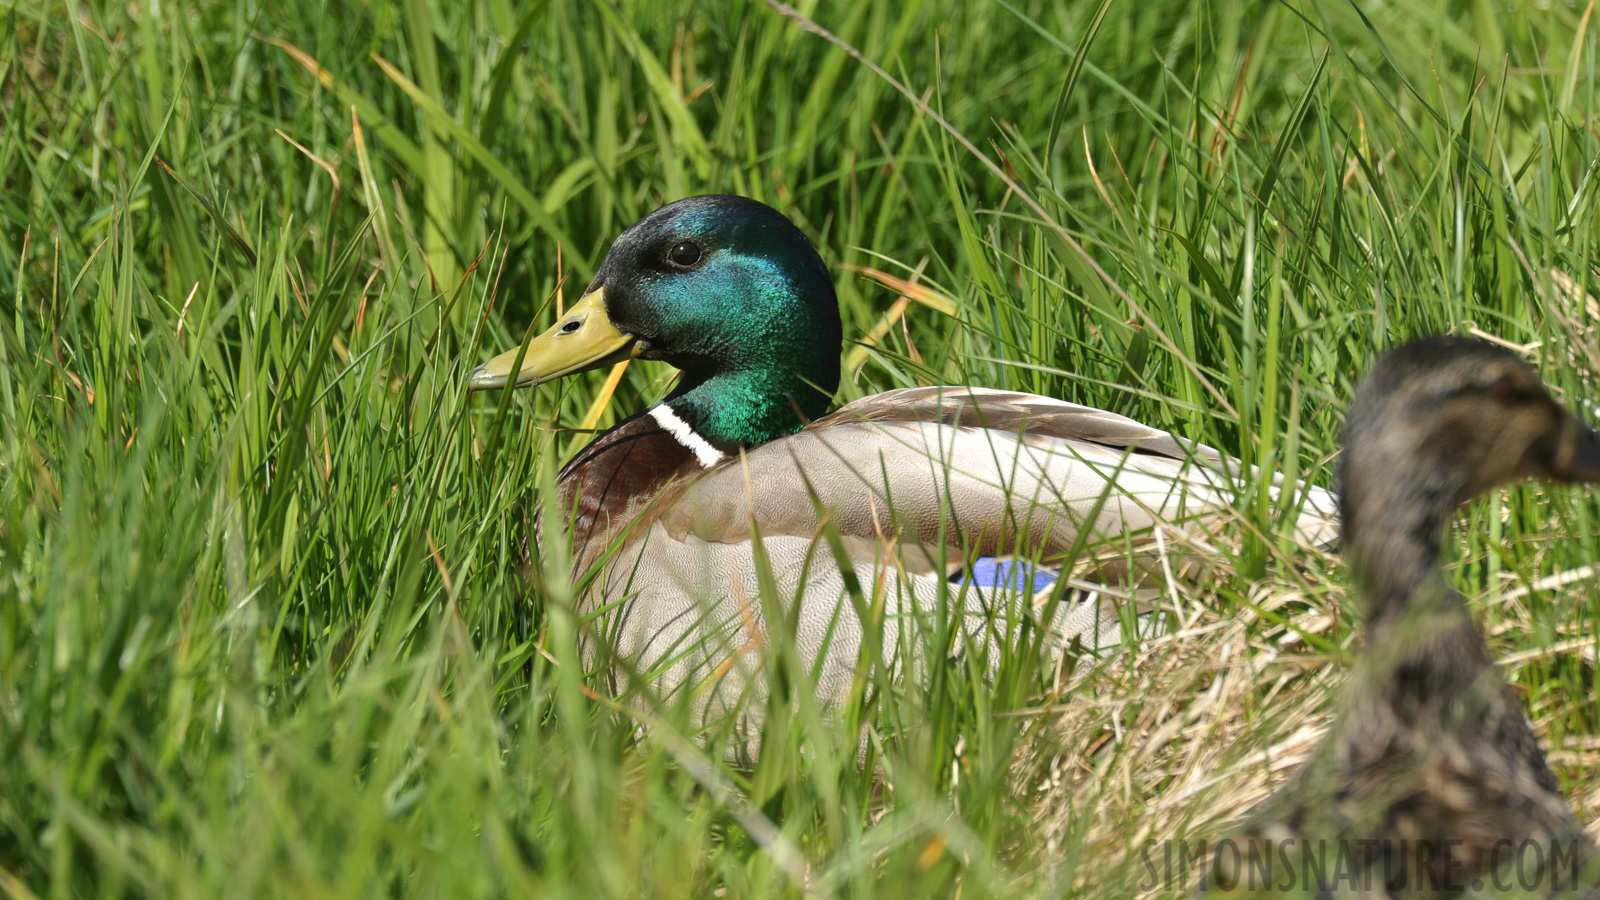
xmin=466 ymin=365 xmax=502 ymax=391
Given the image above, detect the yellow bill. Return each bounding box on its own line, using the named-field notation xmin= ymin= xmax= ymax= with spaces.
xmin=468 ymin=288 xmax=643 ymax=391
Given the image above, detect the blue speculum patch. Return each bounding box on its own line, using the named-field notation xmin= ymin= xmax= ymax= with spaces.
xmin=957 ymin=558 xmax=1059 ymax=593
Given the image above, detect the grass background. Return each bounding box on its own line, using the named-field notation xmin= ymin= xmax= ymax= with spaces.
xmin=4 ymin=0 xmax=1600 ymax=896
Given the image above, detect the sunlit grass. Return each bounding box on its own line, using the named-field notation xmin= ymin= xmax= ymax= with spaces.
xmin=3 ymin=0 xmax=1599 ymax=896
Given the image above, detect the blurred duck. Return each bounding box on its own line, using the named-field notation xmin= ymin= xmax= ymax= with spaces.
xmin=469 ymin=195 xmax=1336 ymax=729
xmin=1215 ymin=337 xmax=1600 ymax=897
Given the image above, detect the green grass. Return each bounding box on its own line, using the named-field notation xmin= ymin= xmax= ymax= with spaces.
xmin=3 ymin=0 xmax=1600 ymax=896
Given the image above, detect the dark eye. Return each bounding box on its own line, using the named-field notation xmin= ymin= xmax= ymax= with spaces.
xmin=667 ymin=241 xmax=702 ymax=268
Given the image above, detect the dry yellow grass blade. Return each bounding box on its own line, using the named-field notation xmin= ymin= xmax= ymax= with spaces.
xmin=842 ymin=265 xmax=957 ymax=373
xmin=349 ymin=108 xmax=401 ymax=279
xmin=846 ymin=264 xmax=959 ymax=315
xmin=1016 ymin=528 xmax=1600 ymax=897
xmin=843 ymin=295 xmax=913 ymax=374
xmin=578 ymin=360 xmax=631 ymax=432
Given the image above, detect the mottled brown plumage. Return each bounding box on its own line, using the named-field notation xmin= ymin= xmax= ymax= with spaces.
xmin=1214 ymin=337 xmax=1600 ymax=898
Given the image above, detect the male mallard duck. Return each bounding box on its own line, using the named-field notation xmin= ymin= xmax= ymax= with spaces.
xmin=470 ymin=195 xmax=1335 ymax=729
xmin=1213 ymin=337 xmax=1600 ymax=896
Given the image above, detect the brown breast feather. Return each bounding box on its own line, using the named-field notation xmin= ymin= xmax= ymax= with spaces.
xmin=556 ymin=412 xmax=702 ymax=571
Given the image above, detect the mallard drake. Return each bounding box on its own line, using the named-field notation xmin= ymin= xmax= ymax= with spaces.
xmin=1212 ymin=337 xmax=1600 ymax=896
xmin=470 ymin=195 xmax=1336 ymax=730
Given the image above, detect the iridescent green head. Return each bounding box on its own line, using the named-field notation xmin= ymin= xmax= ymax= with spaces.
xmin=470 ymin=195 xmax=843 ymax=448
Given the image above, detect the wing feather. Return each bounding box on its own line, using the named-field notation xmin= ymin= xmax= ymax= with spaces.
xmin=578 ymin=387 xmax=1338 ymax=739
